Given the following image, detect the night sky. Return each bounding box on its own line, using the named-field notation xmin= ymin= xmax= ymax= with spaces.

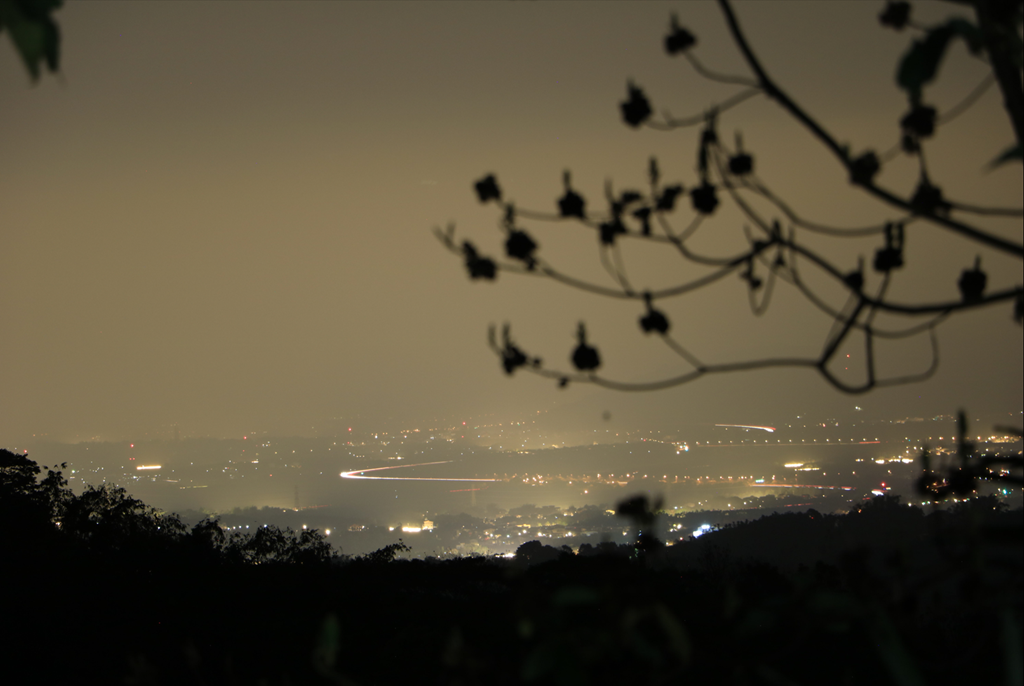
xmin=2 ymin=1 xmax=1020 ymax=443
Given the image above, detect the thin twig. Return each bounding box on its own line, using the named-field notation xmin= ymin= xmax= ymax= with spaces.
xmin=937 ymin=74 xmax=996 ymax=125
xmin=684 ymin=52 xmax=759 ymax=88
xmin=715 ymin=147 xmax=901 ymax=237
xmin=660 ymin=333 xmax=705 ymax=370
xmin=717 ymin=0 xmax=1024 ymax=257
xmin=946 ymin=201 xmax=1024 ymax=217
xmin=650 ymin=88 xmax=761 ymax=130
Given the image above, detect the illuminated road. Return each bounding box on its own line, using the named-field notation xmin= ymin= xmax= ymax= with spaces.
xmin=340 ymin=460 xmax=499 ymax=482
xmin=715 ymin=424 xmax=776 ymax=432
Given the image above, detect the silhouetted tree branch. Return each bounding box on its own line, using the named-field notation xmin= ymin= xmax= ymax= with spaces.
xmin=0 ymin=0 xmax=63 ymax=81
xmin=438 ymin=0 xmax=1023 ymax=396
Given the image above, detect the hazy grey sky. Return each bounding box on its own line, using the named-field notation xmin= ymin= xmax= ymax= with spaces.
xmin=2 ymin=1 xmax=1020 ymax=442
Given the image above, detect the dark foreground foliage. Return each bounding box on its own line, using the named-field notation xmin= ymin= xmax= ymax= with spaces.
xmin=2 ymin=449 xmax=1021 ymax=686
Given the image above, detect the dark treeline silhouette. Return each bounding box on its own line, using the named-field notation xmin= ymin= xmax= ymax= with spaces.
xmin=3 ymin=448 xmax=1020 ymax=685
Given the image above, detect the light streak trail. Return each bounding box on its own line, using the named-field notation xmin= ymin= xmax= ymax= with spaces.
xmin=750 ymin=484 xmax=853 ymax=490
xmin=715 ymin=424 xmax=776 ymax=432
xmin=340 ymin=460 xmax=498 ymax=482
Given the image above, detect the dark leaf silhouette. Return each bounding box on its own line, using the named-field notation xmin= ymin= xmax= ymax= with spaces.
xmin=898 ymin=19 xmax=984 ymax=99
xmin=571 ymin=323 xmax=600 ymax=371
xmin=697 ymin=125 xmax=718 ymax=179
xmin=558 ymin=190 xmax=586 ymax=218
xmin=599 ymin=218 xmax=627 ymax=246
xmin=656 ymin=184 xmax=684 ymax=211
xmin=873 ymin=223 xmax=905 ymax=273
xmin=572 ymin=344 xmax=600 ymax=371
xmin=741 ymin=261 xmax=762 ymax=290
xmin=462 ymin=241 xmax=496 ymax=280
xmin=728 ymin=152 xmax=753 ymax=175
xmin=496 ymin=324 xmax=529 ymax=375
xmin=948 ymin=467 xmax=975 ymax=495
xmin=616 ymin=495 xmax=651 ymax=520
xmin=615 ymin=494 xmax=663 ymax=542
xmin=474 ymin=174 xmax=502 ymax=203
xmin=558 ymin=174 xmax=586 ymax=219
xmin=879 ymin=1 xmax=911 ymax=31
xmin=0 ymin=0 xmax=62 ymax=80
xmin=640 ymin=307 xmax=670 ymax=334
xmin=849 ymin=151 xmax=880 ymax=186
xmin=874 ymin=247 xmax=904 ymax=272
xmin=633 ymin=207 xmax=652 ymax=236
xmin=900 ymin=105 xmax=937 ymax=138
xmin=958 ymin=257 xmax=987 ymax=303
xmin=505 ymin=230 xmax=538 ymax=267
xmin=618 ymin=190 xmax=643 ymax=206
xmin=664 ymin=14 xmax=696 ymax=55
xmin=649 ymin=156 xmax=661 ymax=186
xmin=690 ymin=182 xmax=719 ymax=215
xmin=729 ymin=132 xmax=753 ymax=176
xmin=910 ymin=180 xmax=949 ymax=215
xmin=621 ymin=82 xmax=652 ymax=128
xmin=844 ymin=268 xmax=864 ymax=291
xmin=502 ymin=344 xmax=528 ymax=375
